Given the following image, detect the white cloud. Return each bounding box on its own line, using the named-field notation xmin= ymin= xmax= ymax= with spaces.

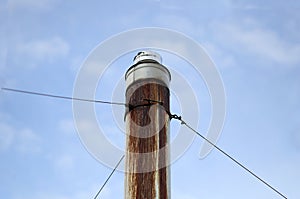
xmin=0 ymin=47 xmax=7 ymax=72
xmin=59 ymin=118 xmax=75 ymax=135
xmin=0 ymin=120 xmax=41 ymax=154
xmin=70 ymin=55 xmax=85 ymax=73
xmin=160 ymin=4 xmax=182 ymax=11
xmin=0 ymin=123 xmax=14 ymax=151
xmin=172 ymin=190 xmax=198 ymax=199
xmin=202 ymin=41 xmax=237 ymax=69
xmin=0 ymin=10 xmax=7 ymax=73
xmin=54 ymin=154 xmax=74 ymax=170
xmin=226 ymin=0 xmax=267 ymax=10
xmin=16 ymin=37 xmax=69 ymax=66
xmin=241 ymin=4 xmax=262 ymax=10
xmin=154 ymin=14 xmax=202 ymax=38
xmin=13 ymin=184 xmax=105 ymax=199
xmin=16 ymin=128 xmax=41 ymax=153
xmin=14 ymin=192 xmax=69 ymax=199
xmin=7 ymin=0 xmax=59 ymax=11
xmin=0 ymin=112 xmax=11 ymax=121
xmin=291 ymin=128 xmax=300 ymax=150
xmin=216 ymin=23 xmax=300 ymax=65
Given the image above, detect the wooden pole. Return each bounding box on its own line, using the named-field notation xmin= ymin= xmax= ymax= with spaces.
xmin=124 ymin=51 xmax=171 ymax=199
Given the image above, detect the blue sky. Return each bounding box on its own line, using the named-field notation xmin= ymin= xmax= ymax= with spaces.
xmin=1 ymin=0 xmax=300 ymax=198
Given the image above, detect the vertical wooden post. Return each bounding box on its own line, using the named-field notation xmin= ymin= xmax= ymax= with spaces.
xmin=124 ymin=51 xmax=171 ymax=199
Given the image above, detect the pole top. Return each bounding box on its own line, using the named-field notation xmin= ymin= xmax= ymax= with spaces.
xmin=133 ymin=51 xmax=162 ymax=65
xmin=125 ymin=51 xmax=171 ymax=88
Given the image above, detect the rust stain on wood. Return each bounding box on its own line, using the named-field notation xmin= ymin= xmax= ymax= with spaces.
xmin=125 ymin=79 xmax=170 ymax=199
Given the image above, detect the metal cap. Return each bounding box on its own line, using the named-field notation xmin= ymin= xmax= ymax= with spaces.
xmin=126 ymin=51 xmax=170 ymax=88
xmin=133 ymin=51 xmax=162 ymax=65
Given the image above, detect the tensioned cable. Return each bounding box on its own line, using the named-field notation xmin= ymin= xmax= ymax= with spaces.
xmin=93 ymin=155 xmax=125 ymax=199
xmin=1 ymin=87 xmax=127 ymax=106
xmin=1 ymin=87 xmax=125 ymax=198
xmin=169 ymin=115 xmax=287 ymax=199
xmin=2 ymin=87 xmax=287 ymax=198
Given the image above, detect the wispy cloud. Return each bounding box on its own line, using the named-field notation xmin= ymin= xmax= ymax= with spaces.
xmin=291 ymin=128 xmax=300 ymax=150
xmin=16 ymin=37 xmax=69 ymax=67
xmin=13 ymin=184 xmax=108 ymax=199
xmin=0 ymin=47 xmax=7 ymax=72
xmin=0 ymin=121 xmax=41 ymax=154
xmin=70 ymin=55 xmax=85 ymax=73
xmin=54 ymin=154 xmax=74 ymax=170
xmin=226 ymin=0 xmax=268 ymax=11
xmin=59 ymin=118 xmax=75 ymax=135
xmin=215 ymin=23 xmax=300 ymax=65
xmin=154 ymin=14 xmax=202 ymax=37
xmin=0 ymin=123 xmax=14 ymax=151
xmin=172 ymin=190 xmax=198 ymax=199
xmin=0 ymin=8 xmax=7 ymax=73
xmin=202 ymin=41 xmax=237 ymax=69
xmin=15 ymin=128 xmax=42 ymax=154
xmin=7 ymin=0 xmax=60 ymax=11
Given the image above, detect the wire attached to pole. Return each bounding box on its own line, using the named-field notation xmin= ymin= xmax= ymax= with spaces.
xmin=1 ymin=87 xmax=127 ymax=106
xmin=2 ymin=87 xmax=287 ymax=198
xmin=93 ymin=155 xmax=125 ymax=199
xmin=170 ymin=114 xmax=287 ymax=199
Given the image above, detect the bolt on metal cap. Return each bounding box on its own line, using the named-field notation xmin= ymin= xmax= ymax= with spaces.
xmin=133 ymin=51 xmax=162 ymax=65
